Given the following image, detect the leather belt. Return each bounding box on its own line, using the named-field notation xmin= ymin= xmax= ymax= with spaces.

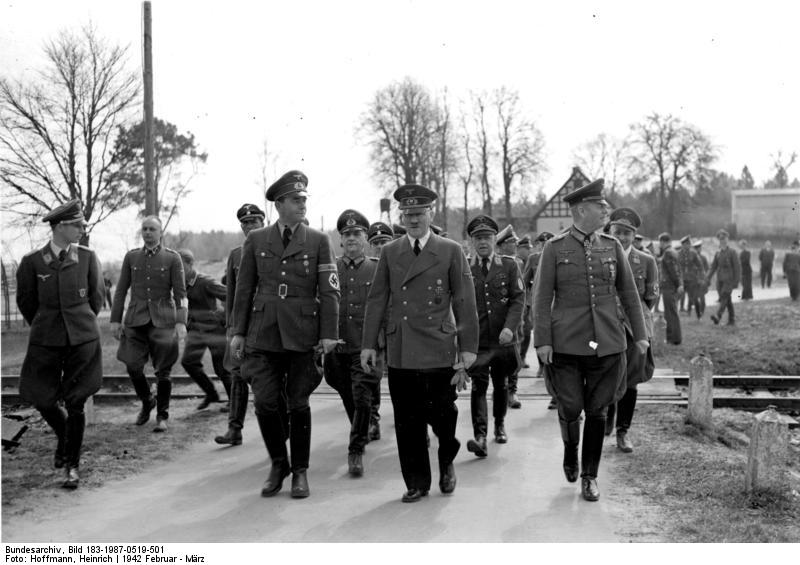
xmin=258 ymin=284 xmax=316 ymax=298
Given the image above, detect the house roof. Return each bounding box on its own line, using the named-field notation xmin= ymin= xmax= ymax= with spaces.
xmin=532 ymin=167 xmax=592 ymax=221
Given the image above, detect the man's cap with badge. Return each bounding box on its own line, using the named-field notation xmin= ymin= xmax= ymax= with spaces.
xmin=368 ymin=221 xmax=394 ymax=243
xmin=536 ymin=231 xmax=555 ymax=242
xmin=716 ymin=228 xmax=730 ymax=239
xmin=608 ymin=207 xmax=642 ymax=231
xmin=266 ymin=170 xmax=308 ymax=202
xmin=516 ymin=235 xmax=533 ymax=248
xmin=634 ymin=234 xmax=644 ymax=242
xmin=337 ymin=209 xmax=369 ymax=233
xmin=466 ymin=215 xmax=499 ymax=237
xmin=42 ymin=199 xmax=86 ymax=226
xmin=495 ymin=224 xmax=518 ymax=245
xmin=431 ymin=224 xmax=447 ymax=237
xmin=692 ymin=239 xmax=702 ymax=248
xmin=563 ymin=178 xmax=609 ymax=206
xmin=393 ymin=183 xmax=437 ymax=210
xmin=680 ymin=234 xmax=692 ymax=244
xmin=236 ymin=203 xmax=265 ymax=222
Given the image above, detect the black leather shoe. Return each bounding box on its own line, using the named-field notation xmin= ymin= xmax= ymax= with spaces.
xmin=508 ymin=393 xmax=522 ymax=409
xmin=368 ymin=422 xmax=381 ymax=441
xmin=466 ymin=436 xmax=488 ymax=458
xmin=616 ymin=431 xmax=633 ymax=453
xmin=261 ymin=460 xmax=290 ymax=497
xmin=582 ymin=477 xmax=600 ymax=501
xmin=494 ymin=424 xmax=508 ymax=444
xmin=348 ymin=452 xmax=364 ymax=477
xmin=291 ymin=470 xmax=310 ymax=498
xmin=214 ymin=427 xmax=242 ymax=446
xmin=152 ymin=418 xmax=167 ymax=433
xmin=135 ymin=396 xmax=156 ymax=426
xmin=401 ymin=488 xmax=429 ymax=503
xmin=196 ymin=395 xmax=219 ymax=410
xmin=547 ymin=397 xmax=558 ymax=410
xmin=439 ymin=462 xmax=456 ymax=494
xmin=710 ymin=314 xmax=720 ymax=325
xmin=62 ymin=467 xmax=80 ymax=490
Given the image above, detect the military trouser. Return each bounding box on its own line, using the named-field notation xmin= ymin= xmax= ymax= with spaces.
xmin=325 ymin=351 xmax=380 ymax=454
xmin=715 ymin=282 xmax=735 ymax=323
xmin=181 ymin=329 xmax=232 ymax=402
xmin=660 ymin=287 xmax=682 ymax=344
xmin=468 ymin=346 xmax=516 ymax=437
xmin=119 ymin=323 xmax=179 ymax=420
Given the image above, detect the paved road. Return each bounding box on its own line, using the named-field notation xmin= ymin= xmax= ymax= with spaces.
xmin=4 ymin=391 xmax=631 ymax=543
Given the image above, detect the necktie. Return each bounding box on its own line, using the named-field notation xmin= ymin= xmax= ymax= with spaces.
xmin=282 ymin=226 xmax=292 ymax=249
xmin=481 ymin=257 xmax=489 ymax=277
xmin=413 ymin=239 xmax=421 ymax=256
xmin=58 ymin=249 xmax=66 ymax=262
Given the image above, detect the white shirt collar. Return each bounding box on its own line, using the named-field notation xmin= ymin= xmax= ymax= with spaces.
xmin=406 ymin=229 xmax=432 ymax=250
xmin=50 ymin=241 xmax=70 ymax=256
xmin=278 ymin=222 xmax=300 ymax=234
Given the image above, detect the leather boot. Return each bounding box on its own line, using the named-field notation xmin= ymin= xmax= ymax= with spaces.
xmin=559 ymin=418 xmax=580 ymax=483
xmin=348 ymin=452 xmax=364 ymax=477
xmin=214 ymin=426 xmax=243 ymax=446
xmin=255 ymin=410 xmax=290 ymax=497
xmin=368 ymin=420 xmax=381 ymax=441
xmin=605 ymin=403 xmax=616 ymax=436
xmin=508 ymin=392 xmax=522 ymax=409
xmin=261 ymin=458 xmax=290 ymax=497
xmin=155 ymin=379 xmax=172 ymax=422
xmin=466 ymin=435 xmax=488 ymax=457
xmin=62 ymin=410 xmax=85 ymax=489
xmin=291 ymin=470 xmax=310 ymax=498
xmin=289 ymin=408 xmax=312 ymax=473
xmin=494 ymin=420 xmax=508 ymax=444
xmin=615 ymin=388 xmax=637 ymax=434
xmin=39 ymin=405 xmax=67 ymax=468
xmin=616 ymin=430 xmax=634 ymax=453
xmin=62 ymin=466 xmax=80 ymax=490
xmin=581 ymin=415 xmax=606 ymax=482
xmin=129 ymin=370 xmax=155 ymax=425
xmin=349 ymin=406 xmax=372 ymax=455
xmin=190 ymin=370 xmax=220 ymax=410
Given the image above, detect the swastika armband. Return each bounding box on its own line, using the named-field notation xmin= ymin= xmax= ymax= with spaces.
xmin=318 ymin=263 xmax=337 ymax=272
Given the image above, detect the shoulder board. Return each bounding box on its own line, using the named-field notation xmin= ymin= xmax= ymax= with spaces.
xmin=229 ymin=245 xmax=242 ymax=254
xmin=75 ymin=244 xmax=92 ymax=252
xmin=23 ymin=248 xmax=40 ymax=259
xmin=499 ymin=255 xmax=516 ymax=265
xmin=550 ymin=232 xmax=569 ymax=242
xmin=162 ymin=247 xmax=180 ymax=255
xmin=368 ymin=256 xmax=379 ymax=262
xmin=598 ymin=233 xmax=617 ymax=242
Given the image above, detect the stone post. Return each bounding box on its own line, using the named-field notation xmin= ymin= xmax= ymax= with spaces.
xmin=652 ymin=315 xmax=667 ymax=357
xmin=745 ymin=406 xmax=789 ymax=492
xmin=687 ymin=354 xmax=713 ymax=428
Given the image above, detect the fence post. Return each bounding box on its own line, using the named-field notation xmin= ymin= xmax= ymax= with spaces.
xmin=687 ymin=354 xmax=713 ymax=428
xmin=745 ymin=405 xmax=789 ymax=492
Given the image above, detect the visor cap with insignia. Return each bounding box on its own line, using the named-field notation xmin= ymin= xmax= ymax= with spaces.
xmin=42 ymin=199 xmax=86 ymax=226
xmin=680 ymin=234 xmax=692 ymax=244
xmin=466 ymin=215 xmax=499 ymax=237
xmin=692 ymin=239 xmax=702 ymax=248
xmin=394 ymin=184 xmax=438 ymax=210
xmin=658 ymin=232 xmax=672 ymax=242
xmin=517 ymin=235 xmax=533 ymax=248
xmin=392 ymin=223 xmax=407 ymax=238
xmin=562 ymin=178 xmax=609 ymax=206
xmin=634 ymin=234 xmax=644 ymax=242
xmin=236 ymin=203 xmax=266 ymax=222
xmin=431 ymin=224 xmax=446 ymax=236
xmin=337 ymin=209 xmax=370 ymax=233
xmin=608 ymin=207 xmax=641 ymax=231
xmin=716 ymin=228 xmax=730 ymax=239
xmin=266 ymin=170 xmax=308 ymax=202
xmin=536 ymin=231 xmax=555 ymax=242
xmin=496 ymin=224 xmax=519 ymax=246
xmin=367 ymin=221 xmax=394 ymax=243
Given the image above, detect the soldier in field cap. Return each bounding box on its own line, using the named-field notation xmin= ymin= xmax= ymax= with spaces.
xmin=230 ymin=170 xmax=340 ymax=499
xmin=533 ymin=179 xmax=648 ymax=502
xmin=704 ymin=228 xmax=740 ymax=325
xmin=324 ymin=209 xmax=382 ymax=476
xmin=463 ymin=214 xmax=524 ymax=458
xmin=361 ymin=183 xmax=479 ymax=503
xmin=16 ymin=199 xmax=104 ymax=489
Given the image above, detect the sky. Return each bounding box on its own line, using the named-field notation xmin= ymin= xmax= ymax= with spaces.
xmin=1 ymin=0 xmax=799 ymax=262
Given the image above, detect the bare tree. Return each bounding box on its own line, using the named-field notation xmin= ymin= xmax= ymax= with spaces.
xmin=0 ymin=24 xmax=139 ymax=240
xmin=494 ymin=86 xmax=546 ymax=224
xmin=256 ymin=137 xmax=280 ymax=224
xmin=572 ymin=133 xmax=631 ymax=198
xmin=767 ymin=150 xmax=797 ymax=188
xmin=455 ymin=107 xmax=475 ymax=239
xmin=471 ymin=91 xmax=493 ymax=215
xmin=428 ymin=89 xmax=459 ymax=231
xmin=629 ymin=113 xmax=717 ymax=233
xmin=359 ymin=77 xmax=438 ymax=191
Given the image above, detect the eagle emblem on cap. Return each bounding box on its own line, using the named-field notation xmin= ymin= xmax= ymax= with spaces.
xmin=293 ymin=173 xmax=303 ymax=181
xmin=403 ymin=187 xmax=415 ymax=196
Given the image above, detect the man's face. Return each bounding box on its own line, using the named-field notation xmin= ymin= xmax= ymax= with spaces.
xmin=275 ymin=194 xmax=307 ymax=225
xmin=498 ymin=241 xmax=516 ymax=256
xmin=718 ymin=235 xmax=729 ymax=249
xmin=370 ymin=239 xmax=389 ymax=256
xmin=659 ymin=238 xmax=671 ymax=250
xmin=610 ymin=225 xmax=635 ymax=250
xmin=180 ymin=258 xmax=195 ymax=280
xmin=578 ymin=201 xmax=610 ymax=232
xmin=516 ymin=246 xmax=531 ymax=261
xmin=240 ymin=216 xmax=264 ymax=237
xmin=633 ymin=239 xmax=643 ymax=250
xmin=56 ymin=221 xmax=85 ymax=245
xmin=681 ymin=241 xmax=691 ymax=252
xmin=141 ymin=218 xmax=162 ymax=246
xmin=401 ymin=208 xmax=432 ymax=239
xmin=472 ymin=233 xmax=496 ymax=258
xmin=341 ymin=228 xmax=368 ymax=258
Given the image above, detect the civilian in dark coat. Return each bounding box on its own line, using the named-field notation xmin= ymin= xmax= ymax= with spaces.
xmin=739 ymin=240 xmax=753 ymax=300
xmin=783 ymin=240 xmax=800 ymax=300
xmin=758 ymin=241 xmax=775 ymax=288
xmin=16 ymin=199 xmax=103 ymax=489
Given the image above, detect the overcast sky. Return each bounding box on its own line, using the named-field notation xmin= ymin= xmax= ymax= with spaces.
xmin=2 ymin=0 xmax=799 ymax=262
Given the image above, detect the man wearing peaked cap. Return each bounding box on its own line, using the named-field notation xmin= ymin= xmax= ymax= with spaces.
xmin=325 ymin=209 xmax=382 ymax=477
xmin=656 ymin=232 xmax=683 ymax=344
xmin=17 ymin=198 xmax=103 ymax=489
xmin=704 ymin=228 xmax=740 ymax=325
xmin=605 ymin=207 xmax=658 ymax=453
xmin=783 ymin=240 xmax=800 ymax=300
xmin=494 ymin=224 xmax=524 ymax=404
xmin=678 ymin=234 xmax=706 ymax=318
xmin=495 ymin=225 xmax=519 ymax=256
xmin=361 ymin=183 xmax=479 ymax=502
xmin=265 ymin=170 xmax=309 ymax=202
xmin=215 ymin=203 xmax=270 ymax=447
xmin=464 ymin=214 xmax=524 ymax=458
xmin=368 ymin=221 xmax=393 ymax=254
xmin=521 ymin=230 xmax=555 ymax=384
xmin=633 ymin=234 xmax=645 ymax=251
xmin=230 ymin=170 xmax=340 ymax=499
xmin=533 ymin=179 xmax=648 ymax=502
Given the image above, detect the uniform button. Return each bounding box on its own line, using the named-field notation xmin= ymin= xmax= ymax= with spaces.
xmin=281 ymin=271 xmax=286 ymax=276
xmin=403 ymin=301 xmax=407 ymax=305
xmin=350 ymin=278 xmax=354 ymax=281
xmin=403 ymin=316 xmax=408 ymax=320
xmin=349 ymin=290 xmax=354 ymax=294
xmin=592 ymin=304 xmax=596 ymax=308
xmin=589 ymin=267 xmax=593 ymax=270
xmin=591 ymin=285 xmax=595 ymax=288
xmin=428 ymin=301 xmax=432 ymax=305
xmin=282 ymin=260 xmax=286 ymax=264
xmin=402 ymin=286 xmax=407 ymax=291
xmin=348 ymin=316 xmax=352 ymax=319
xmin=428 ymin=316 xmax=432 ymax=320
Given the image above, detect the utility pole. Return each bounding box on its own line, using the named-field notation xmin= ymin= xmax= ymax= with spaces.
xmin=142 ymin=1 xmax=156 ymax=215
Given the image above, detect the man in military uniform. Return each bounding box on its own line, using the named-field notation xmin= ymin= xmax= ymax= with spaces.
xmin=704 ymin=229 xmax=741 ymax=325
xmin=215 ymin=204 xmax=267 ymax=446
xmin=16 ymin=199 xmax=104 ymax=489
xmin=496 ymin=225 xmax=519 ymax=258
xmin=323 ymin=210 xmax=380 ymax=476
xmin=604 ymin=208 xmax=658 ymax=453
xmin=656 ymin=233 xmax=683 ymax=344
xmin=111 ymin=216 xmax=187 ymax=432
xmin=230 ymin=170 xmax=340 ymax=499
xmin=515 ymin=235 xmax=534 ymax=370
xmin=759 ymin=240 xmax=775 ymax=288
xmin=464 ymin=215 xmax=524 ymax=458
xmin=783 ymin=240 xmax=800 ymax=300
xmin=361 ymin=184 xmax=479 ymax=503
xmin=632 ymin=234 xmax=645 ymax=252
xmin=177 ymin=249 xmax=231 ymax=410
xmin=522 ymin=231 xmax=554 ymax=380
xmin=365 ymin=221 xmax=394 ymax=441
xmin=496 ymin=225 xmax=524 ymax=407
xmin=693 ymin=240 xmax=709 ymax=316
xmin=533 ymin=179 xmax=648 ymax=502
xmin=678 ymin=235 xmax=706 ymax=319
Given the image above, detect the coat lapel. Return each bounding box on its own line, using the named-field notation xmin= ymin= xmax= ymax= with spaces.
xmin=401 ymin=233 xmax=440 ymax=286
xmin=40 ymin=243 xmax=58 ymax=269
xmin=282 ymin=223 xmax=308 ymax=259
xmin=485 ymin=254 xmax=502 ymax=283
